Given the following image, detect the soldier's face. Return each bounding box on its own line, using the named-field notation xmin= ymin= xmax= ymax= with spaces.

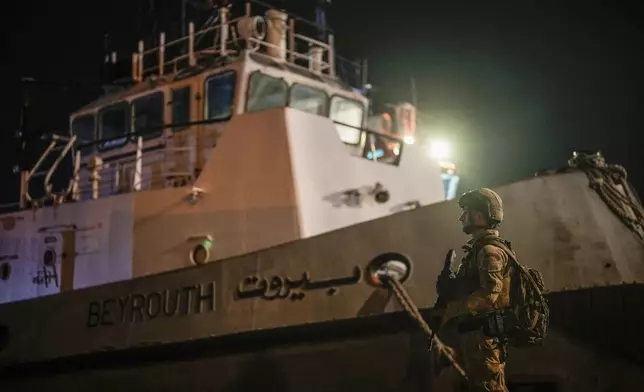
xmin=460 ymin=208 xmax=485 ymax=234
xmin=459 ymin=209 xmax=472 ymax=233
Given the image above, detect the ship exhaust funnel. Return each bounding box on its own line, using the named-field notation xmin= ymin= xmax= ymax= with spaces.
xmin=265 ymin=9 xmax=288 ymax=61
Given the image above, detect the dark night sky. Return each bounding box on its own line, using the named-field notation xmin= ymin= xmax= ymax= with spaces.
xmin=2 ymin=0 xmax=644 ymax=204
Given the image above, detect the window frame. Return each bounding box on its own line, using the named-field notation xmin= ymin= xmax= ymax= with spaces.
xmin=287 ymin=83 xmax=329 ymax=116
xmin=328 ymin=94 xmax=366 ymax=146
xmin=130 ymin=90 xmax=165 ymax=142
xmin=97 ymin=101 xmax=131 ymax=152
xmin=204 ymin=70 xmax=237 ymax=122
xmin=361 ymin=130 xmax=404 ymax=167
xmin=170 ymin=85 xmax=192 ymax=132
xmin=71 ymin=113 xmax=97 ymax=155
xmin=244 ymin=70 xmax=289 ymax=113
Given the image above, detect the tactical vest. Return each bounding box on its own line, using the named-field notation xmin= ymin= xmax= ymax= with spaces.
xmin=453 ymin=234 xmax=513 ymax=310
xmin=455 ymin=234 xmax=550 ymax=346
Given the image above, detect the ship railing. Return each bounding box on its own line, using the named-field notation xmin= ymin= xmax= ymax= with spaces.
xmin=333 ymin=121 xmax=405 ymax=167
xmin=22 ymin=134 xmax=78 ymax=208
xmin=70 ymin=118 xmax=228 ymax=200
xmin=129 ymin=0 xmax=364 ymax=88
xmin=15 ymin=121 xmax=202 ymax=208
xmin=13 ymin=117 xmax=398 ymax=210
xmin=74 ymin=146 xmax=166 ymax=199
xmin=72 ymin=141 xmax=199 ymax=201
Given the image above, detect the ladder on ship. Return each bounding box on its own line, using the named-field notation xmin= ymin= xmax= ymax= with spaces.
xmin=22 ymin=134 xmax=79 ymax=208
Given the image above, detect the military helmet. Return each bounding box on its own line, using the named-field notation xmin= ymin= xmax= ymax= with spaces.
xmin=458 ymin=188 xmax=504 ymax=224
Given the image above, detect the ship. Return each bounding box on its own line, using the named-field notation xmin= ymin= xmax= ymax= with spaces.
xmin=1 ymin=1 xmax=644 ymax=391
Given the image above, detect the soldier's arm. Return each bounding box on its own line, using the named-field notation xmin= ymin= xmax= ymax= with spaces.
xmin=445 ymin=245 xmax=508 ymax=318
xmin=468 ymin=244 xmax=508 ymax=312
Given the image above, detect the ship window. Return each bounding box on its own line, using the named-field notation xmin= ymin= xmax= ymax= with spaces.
xmin=363 ymin=131 xmax=403 ymax=166
xmin=246 ymin=72 xmax=288 ymax=113
xmin=330 ymin=96 xmax=364 ymax=145
xmin=205 ymin=71 xmax=236 ymax=120
xmin=171 ymin=86 xmax=191 ymax=131
xmin=132 ymin=91 xmax=164 ymax=140
xmin=289 ymin=84 xmax=327 ymax=115
xmin=98 ymin=103 xmax=130 ymax=150
xmin=71 ymin=114 xmax=96 ymax=155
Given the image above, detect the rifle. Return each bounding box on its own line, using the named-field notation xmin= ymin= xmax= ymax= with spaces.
xmin=428 ymin=249 xmax=457 ymax=352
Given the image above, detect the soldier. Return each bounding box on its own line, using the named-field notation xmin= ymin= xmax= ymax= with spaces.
xmin=438 ymin=188 xmax=512 ymax=392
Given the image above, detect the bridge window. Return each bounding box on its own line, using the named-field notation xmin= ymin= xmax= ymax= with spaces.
xmin=363 ymin=131 xmax=403 ymax=166
xmin=132 ymin=91 xmax=165 ymax=140
xmin=289 ymin=84 xmax=327 ymax=115
xmin=171 ymin=86 xmax=191 ymax=131
xmin=98 ymin=103 xmax=129 ymax=150
xmin=330 ymin=96 xmax=364 ymax=145
xmin=246 ymin=72 xmax=288 ymax=113
xmin=71 ymin=114 xmax=96 ymax=155
xmin=206 ymin=71 xmax=236 ymax=120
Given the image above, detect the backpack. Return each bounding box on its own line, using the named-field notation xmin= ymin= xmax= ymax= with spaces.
xmin=479 ymin=236 xmax=550 ymax=347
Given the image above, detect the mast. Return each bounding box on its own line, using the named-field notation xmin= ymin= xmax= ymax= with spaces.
xmin=315 ymin=0 xmax=330 ymax=41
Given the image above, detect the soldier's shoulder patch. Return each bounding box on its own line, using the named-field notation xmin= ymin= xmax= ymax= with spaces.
xmin=478 ymin=244 xmax=508 ymax=269
xmin=480 ymin=244 xmax=506 ymax=258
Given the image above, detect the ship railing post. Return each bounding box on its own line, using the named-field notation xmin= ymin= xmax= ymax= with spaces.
xmin=188 ymin=22 xmax=195 ymax=66
xmin=88 ymin=156 xmax=103 ymax=200
xmin=113 ymin=162 xmax=121 ymax=193
xmin=19 ymin=170 xmax=28 ymax=209
xmin=132 ymin=52 xmax=138 ymax=82
xmin=159 ymin=32 xmax=166 ymax=76
xmin=328 ymin=33 xmax=335 ymax=77
xmin=134 ymin=136 xmax=143 ymax=191
xmin=70 ymin=150 xmax=81 ymax=201
xmin=220 ymin=7 xmax=229 ymax=56
xmin=288 ymin=19 xmax=295 ymax=63
xmin=138 ymin=40 xmax=144 ymax=80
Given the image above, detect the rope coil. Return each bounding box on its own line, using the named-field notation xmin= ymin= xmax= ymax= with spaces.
xmin=568 ymin=151 xmax=644 ymax=244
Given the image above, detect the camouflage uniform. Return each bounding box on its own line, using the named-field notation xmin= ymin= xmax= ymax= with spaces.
xmin=440 ymin=189 xmax=512 ymax=392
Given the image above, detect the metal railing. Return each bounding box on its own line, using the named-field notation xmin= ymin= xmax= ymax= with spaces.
xmin=5 ymin=112 xmax=403 ymax=214
xmin=128 ymin=0 xmax=363 ymax=88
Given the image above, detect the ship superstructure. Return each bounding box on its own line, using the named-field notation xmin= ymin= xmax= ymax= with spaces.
xmin=0 ymin=1 xmax=444 ymax=303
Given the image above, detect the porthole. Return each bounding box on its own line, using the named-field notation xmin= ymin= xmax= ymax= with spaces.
xmin=190 ymin=243 xmax=211 ymax=265
xmin=43 ymin=248 xmax=56 ymax=266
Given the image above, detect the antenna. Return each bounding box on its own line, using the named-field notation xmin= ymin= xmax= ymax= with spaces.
xmin=315 ymin=0 xmax=331 ymax=41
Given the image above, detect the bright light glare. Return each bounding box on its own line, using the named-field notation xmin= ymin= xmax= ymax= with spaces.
xmin=403 ymin=136 xmax=415 ymax=145
xmin=427 ymin=141 xmax=451 ymax=160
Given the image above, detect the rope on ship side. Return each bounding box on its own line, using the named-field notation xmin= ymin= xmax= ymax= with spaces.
xmin=386 ymin=277 xmax=468 ymax=380
xmin=567 ymin=151 xmax=644 ymax=244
